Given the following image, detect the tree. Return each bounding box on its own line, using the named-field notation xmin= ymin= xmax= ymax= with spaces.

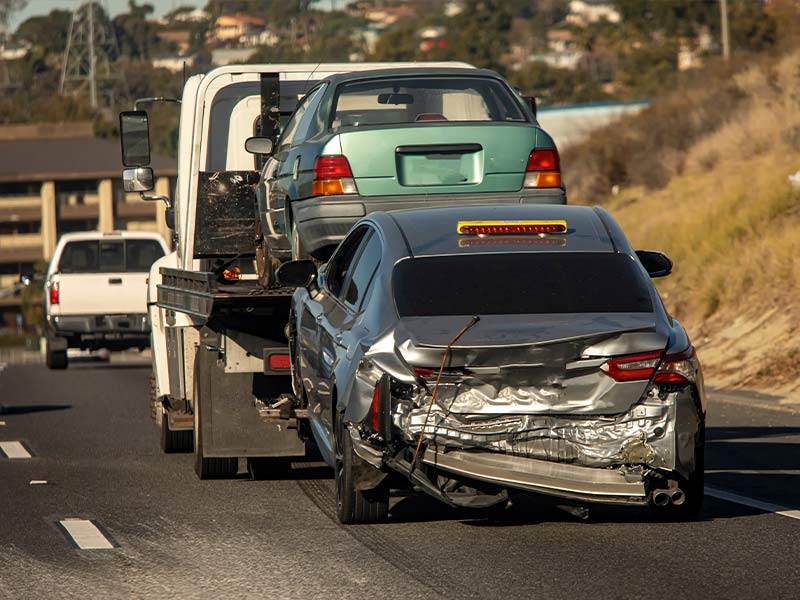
xmin=0 ymin=0 xmax=27 ymax=38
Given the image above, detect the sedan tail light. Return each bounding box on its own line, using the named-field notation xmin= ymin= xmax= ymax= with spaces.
xmin=49 ymin=281 xmax=59 ymax=305
xmin=312 ymin=155 xmax=358 ymax=197
xmin=653 ymin=347 xmax=698 ymax=384
xmin=600 ymin=350 xmax=663 ymax=382
xmin=523 ymin=148 xmax=562 ymax=189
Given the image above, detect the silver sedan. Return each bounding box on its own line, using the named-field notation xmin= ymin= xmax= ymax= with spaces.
xmin=278 ymin=204 xmax=706 ymax=524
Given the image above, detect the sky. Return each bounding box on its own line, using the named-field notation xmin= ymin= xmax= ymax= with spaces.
xmin=10 ymin=0 xmax=337 ymax=29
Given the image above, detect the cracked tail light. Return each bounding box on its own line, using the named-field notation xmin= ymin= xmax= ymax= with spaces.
xmin=654 ymin=347 xmax=697 ymax=384
xmin=523 ymin=149 xmax=562 ymax=189
xmin=312 ymin=155 xmax=357 ymax=197
xmin=49 ymin=281 xmax=59 ymax=305
xmin=601 ymin=350 xmax=664 ymax=382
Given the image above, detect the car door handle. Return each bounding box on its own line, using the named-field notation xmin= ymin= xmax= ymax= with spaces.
xmin=108 ymin=277 xmax=123 ymax=285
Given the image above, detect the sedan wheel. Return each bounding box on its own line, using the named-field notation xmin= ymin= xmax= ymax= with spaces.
xmin=334 ymin=410 xmax=389 ymax=524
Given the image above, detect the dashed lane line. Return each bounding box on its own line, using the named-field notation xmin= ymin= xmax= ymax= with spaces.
xmin=57 ymin=519 xmax=117 ymax=550
xmin=705 ymin=486 xmax=800 ymax=521
xmin=0 ymin=441 xmax=32 ymax=459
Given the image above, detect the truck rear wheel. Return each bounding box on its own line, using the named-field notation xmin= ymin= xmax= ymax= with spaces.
xmin=193 ymin=351 xmax=238 ymax=479
xmin=45 ymin=340 xmax=68 ymax=370
xmin=161 ymin=412 xmax=193 ymax=454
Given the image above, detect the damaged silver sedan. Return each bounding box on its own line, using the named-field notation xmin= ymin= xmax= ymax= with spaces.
xmin=278 ymin=204 xmax=706 ymax=524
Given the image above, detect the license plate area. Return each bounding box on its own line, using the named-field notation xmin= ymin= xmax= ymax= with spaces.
xmin=396 ymin=143 xmax=483 ymax=187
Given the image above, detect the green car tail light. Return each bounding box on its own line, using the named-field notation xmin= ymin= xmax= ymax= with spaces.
xmin=312 ymin=155 xmax=358 ymax=197
xmin=523 ymin=148 xmax=562 ymax=189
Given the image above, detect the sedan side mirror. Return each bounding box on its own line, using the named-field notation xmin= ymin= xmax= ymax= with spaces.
xmin=122 ymin=166 xmax=154 ymax=192
xmin=120 ymin=110 xmax=151 ymax=167
xmin=636 ymin=250 xmax=673 ymax=278
xmin=245 ymin=136 xmax=274 ymax=156
xmin=276 ymin=260 xmax=317 ymax=289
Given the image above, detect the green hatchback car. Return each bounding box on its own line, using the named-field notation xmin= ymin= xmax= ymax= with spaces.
xmin=251 ymin=67 xmax=566 ymax=261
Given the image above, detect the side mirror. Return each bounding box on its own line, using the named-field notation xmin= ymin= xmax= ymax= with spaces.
xmin=122 ymin=167 xmax=154 ymax=192
xmin=120 ymin=110 xmax=151 ymax=167
xmin=523 ymin=96 xmax=537 ymax=118
xmin=276 ymin=260 xmax=317 ymax=288
xmin=165 ymin=205 xmax=176 ymax=230
xmin=636 ymin=250 xmax=673 ymax=278
xmin=245 ymin=136 xmax=274 ymax=156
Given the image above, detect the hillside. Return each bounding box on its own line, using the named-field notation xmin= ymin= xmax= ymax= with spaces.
xmin=564 ymin=50 xmax=800 ymax=399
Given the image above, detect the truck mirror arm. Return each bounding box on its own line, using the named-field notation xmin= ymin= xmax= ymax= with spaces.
xmin=140 ymin=192 xmax=171 ymax=208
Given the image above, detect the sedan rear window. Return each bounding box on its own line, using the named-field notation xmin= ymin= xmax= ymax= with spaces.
xmin=393 ymin=253 xmax=653 ymax=316
xmin=331 ymin=76 xmax=526 ymax=129
xmin=58 ymin=239 xmax=165 ymax=274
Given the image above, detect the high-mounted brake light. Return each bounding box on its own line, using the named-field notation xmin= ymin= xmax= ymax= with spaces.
xmin=268 ymin=354 xmax=291 ymax=370
xmin=49 ymin=281 xmax=59 ymax=305
xmin=523 ymin=148 xmax=562 ymax=189
xmin=456 ymin=220 xmax=567 ymax=235
xmin=312 ymin=155 xmax=358 ymax=197
xmin=653 ymin=347 xmax=697 ymax=384
xmin=600 ymin=350 xmax=664 ymax=382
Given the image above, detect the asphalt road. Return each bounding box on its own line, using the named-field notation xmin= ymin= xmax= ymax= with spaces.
xmin=1 ymin=359 xmax=799 ymax=599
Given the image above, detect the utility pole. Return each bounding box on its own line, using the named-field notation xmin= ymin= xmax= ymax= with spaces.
xmin=720 ymin=0 xmax=730 ymax=60
xmin=60 ymin=1 xmax=128 ymax=113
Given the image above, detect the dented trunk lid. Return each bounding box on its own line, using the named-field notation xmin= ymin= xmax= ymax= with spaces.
xmin=393 ymin=314 xmax=669 ymax=415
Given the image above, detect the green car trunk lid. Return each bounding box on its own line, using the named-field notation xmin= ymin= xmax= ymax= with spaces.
xmin=336 ymin=123 xmax=549 ymax=196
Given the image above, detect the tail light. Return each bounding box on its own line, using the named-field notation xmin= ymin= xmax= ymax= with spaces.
xmin=654 ymin=347 xmax=698 ymax=384
xmin=601 ymin=347 xmax=698 ymax=384
xmin=370 ymin=380 xmax=381 ymax=431
xmin=600 ymin=350 xmax=663 ymax=382
xmin=222 ymin=267 xmax=241 ymax=281
xmin=312 ymin=155 xmax=357 ymax=197
xmin=523 ymin=148 xmax=562 ymax=189
xmin=49 ymin=281 xmax=59 ymax=305
xmin=268 ymin=354 xmax=291 ymax=370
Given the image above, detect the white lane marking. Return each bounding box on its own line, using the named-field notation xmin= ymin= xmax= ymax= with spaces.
xmin=705 ymin=486 xmax=800 ymax=521
xmin=58 ymin=519 xmax=115 ymax=550
xmin=29 ymin=480 xmax=48 ymax=485
xmin=0 ymin=441 xmax=32 ymax=459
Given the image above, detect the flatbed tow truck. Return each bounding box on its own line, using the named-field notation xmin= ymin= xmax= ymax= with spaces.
xmin=119 ymin=62 xmax=468 ymax=478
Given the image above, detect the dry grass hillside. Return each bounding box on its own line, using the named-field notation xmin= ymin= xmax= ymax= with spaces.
xmin=564 ymin=51 xmax=800 ymax=398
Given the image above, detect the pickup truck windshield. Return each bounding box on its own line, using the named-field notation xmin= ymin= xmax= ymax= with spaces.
xmin=393 ymin=253 xmax=653 ymax=316
xmin=331 ymin=76 xmax=527 ymax=129
xmin=58 ymin=239 xmax=165 ymax=274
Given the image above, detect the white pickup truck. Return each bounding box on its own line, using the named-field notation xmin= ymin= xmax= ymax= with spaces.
xmin=43 ymin=231 xmax=168 ymax=369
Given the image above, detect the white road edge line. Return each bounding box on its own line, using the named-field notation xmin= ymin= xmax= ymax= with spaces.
xmin=705 ymin=486 xmax=800 ymax=521
xmin=58 ymin=519 xmax=115 ymax=550
xmin=0 ymin=441 xmax=32 ymax=459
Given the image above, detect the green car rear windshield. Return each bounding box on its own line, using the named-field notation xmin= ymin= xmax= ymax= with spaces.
xmin=331 ymin=76 xmax=527 ymax=129
xmin=393 ymin=253 xmax=653 ymax=316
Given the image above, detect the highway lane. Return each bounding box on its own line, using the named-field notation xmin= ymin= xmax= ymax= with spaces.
xmin=1 ymin=360 xmax=799 ymax=599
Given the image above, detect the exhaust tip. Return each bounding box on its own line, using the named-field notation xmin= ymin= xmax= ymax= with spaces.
xmin=669 ymin=488 xmax=686 ymax=506
xmin=651 ymin=490 xmax=670 ymax=507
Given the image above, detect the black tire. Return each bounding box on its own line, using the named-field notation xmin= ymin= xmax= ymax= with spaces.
xmin=193 ymin=351 xmax=238 ymax=479
xmin=45 ymin=342 xmax=68 ymax=370
xmin=160 ymin=411 xmax=193 ymax=454
xmin=334 ymin=410 xmax=389 ymax=524
xmin=247 ymin=457 xmax=291 ymax=480
xmin=651 ymin=423 xmax=705 ymax=520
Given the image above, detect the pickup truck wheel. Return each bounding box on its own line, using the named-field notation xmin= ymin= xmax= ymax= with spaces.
xmin=193 ymin=352 xmax=238 ymax=479
xmin=45 ymin=341 xmax=68 ymax=370
xmin=161 ymin=412 xmax=193 ymax=454
xmin=334 ymin=411 xmax=389 ymax=524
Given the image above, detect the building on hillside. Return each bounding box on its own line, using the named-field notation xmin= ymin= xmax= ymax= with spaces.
xmin=211 ymin=14 xmax=267 ymax=45
xmin=211 ymin=48 xmax=258 ymax=66
xmin=566 ymin=0 xmax=621 ymax=27
xmin=530 ymin=30 xmax=584 ymax=70
xmin=171 ymin=8 xmax=210 ymax=23
xmin=0 ymin=122 xmax=176 ymax=324
xmin=155 ymin=30 xmax=192 ymax=54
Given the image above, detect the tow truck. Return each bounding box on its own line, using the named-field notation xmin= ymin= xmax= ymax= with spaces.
xmin=119 ymin=63 xmax=471 ymax=478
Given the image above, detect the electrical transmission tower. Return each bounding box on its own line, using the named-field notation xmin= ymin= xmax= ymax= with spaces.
xmin=59 ymin=1 xmax=128 ymax=111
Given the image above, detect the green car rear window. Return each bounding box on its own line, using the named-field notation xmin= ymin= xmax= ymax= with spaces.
xmin=393 ymin=253 xmax=653 ymax=316
xmin=331 ymin=76 xmax=527 ymax=129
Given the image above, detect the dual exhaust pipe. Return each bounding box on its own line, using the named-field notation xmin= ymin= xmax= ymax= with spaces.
xmin=651 ymin=486 xmax=686 ymax=507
